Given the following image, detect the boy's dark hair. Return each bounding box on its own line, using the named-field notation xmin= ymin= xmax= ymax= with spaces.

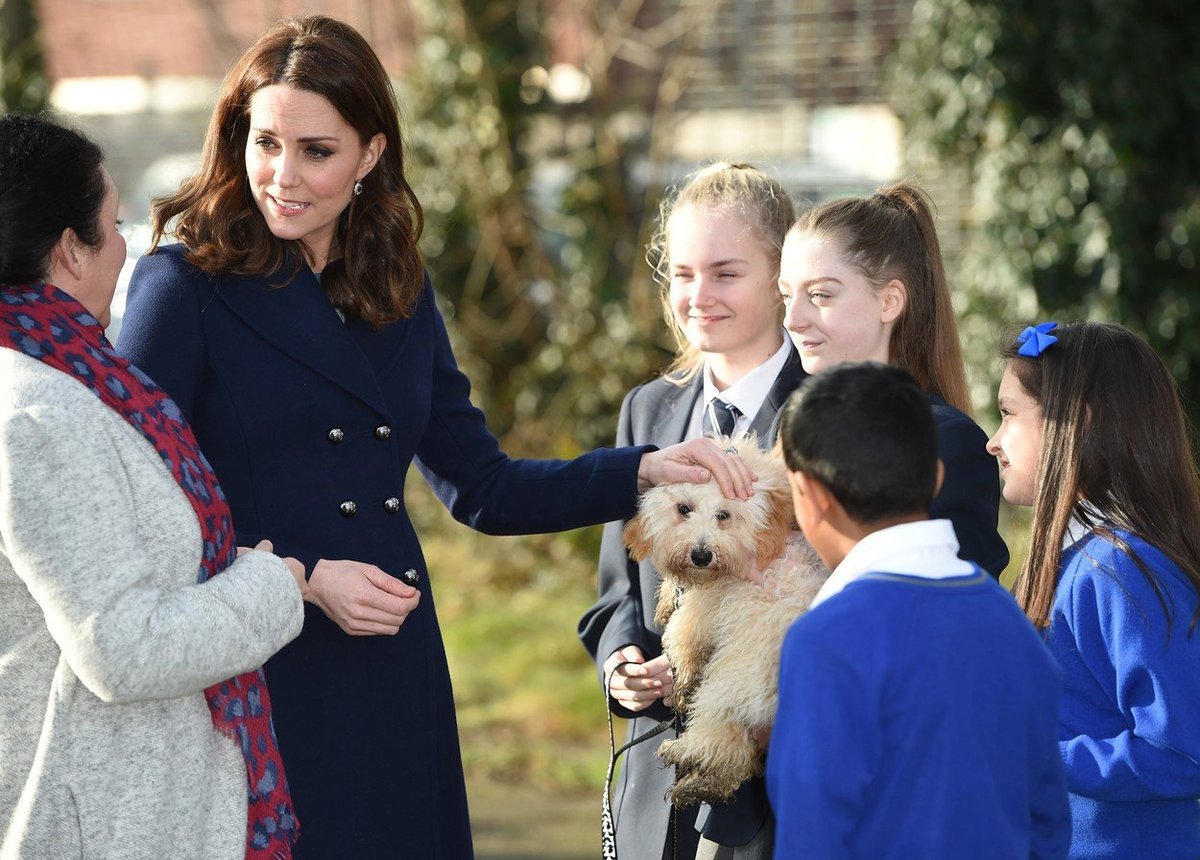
xmin=780 ymin=361 xmax=938 ymax=523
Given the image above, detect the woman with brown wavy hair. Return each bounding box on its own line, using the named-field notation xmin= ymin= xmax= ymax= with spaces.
xmin=118 ymin=15 xmax=751 ymax=858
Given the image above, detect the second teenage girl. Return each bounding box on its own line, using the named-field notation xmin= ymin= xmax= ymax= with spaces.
xmin=778 ymin=182 xmax=1008 ymax=576
xmin=987 ymin=321 xmax=1200 ymax=859
xmin=578 ymin=163 xmax=801 ymax=860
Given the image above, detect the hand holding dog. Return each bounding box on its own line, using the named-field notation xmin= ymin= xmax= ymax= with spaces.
xmin=604 ymin=646 xmax=676 ymax=712
xmin=637 ymin=438 xmax=756 ymax=499
xmin=624 ymin=437 xmax=830 ymax=805
xmin=307 ymin=559 xmax=421 ymax=636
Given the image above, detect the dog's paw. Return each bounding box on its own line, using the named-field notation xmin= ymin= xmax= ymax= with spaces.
xmin=658 ymin=735 xmax=704 ymax=773
xmin=662 ymin=729 xmax=765 ymax=807
xmin=667 ymin=769 xmax=741 ymax=808
xmin=657 ymin=737 xmax=684 ymax=768
xmin=671 ymin=664 xmax=701 ymax=707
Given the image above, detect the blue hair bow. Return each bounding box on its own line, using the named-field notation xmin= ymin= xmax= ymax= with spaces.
xmin=1016 ymin=321 xmax=1058 ymax=357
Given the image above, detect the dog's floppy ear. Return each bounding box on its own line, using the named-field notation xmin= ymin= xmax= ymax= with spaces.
xmin=755 ymin=482 xmax=793 ymax=569
xmin=623 ymin=515 xmax=651 ymax=562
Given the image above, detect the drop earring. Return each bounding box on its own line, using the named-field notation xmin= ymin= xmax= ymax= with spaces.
xmin=353 ymin=180 xmax=363 ymax=196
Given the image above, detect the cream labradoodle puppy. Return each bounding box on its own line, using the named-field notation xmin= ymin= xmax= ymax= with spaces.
xmin=623 ymin=435 xmax=829 ymax=806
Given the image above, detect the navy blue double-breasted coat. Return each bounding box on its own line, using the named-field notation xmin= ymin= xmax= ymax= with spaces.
xmin=119 ymin=244 xmax=650 ymax=858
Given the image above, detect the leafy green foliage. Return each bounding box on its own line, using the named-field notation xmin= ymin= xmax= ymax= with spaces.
xmin=892 ymin=0 xmax=1200 ymax=415
xmin=0 ymin=0 xmax=50 ymax=113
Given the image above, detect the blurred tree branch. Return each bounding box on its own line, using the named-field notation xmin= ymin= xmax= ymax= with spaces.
xmin=892 ymin=0 xmax=1200 ymax=417
xmin=0 ymin=0 xmax=49 ymax=113
xmin=401 ymin=0 xmax=723 ymax=450
xmin=187 ymin=0 xmax=243 ymax=68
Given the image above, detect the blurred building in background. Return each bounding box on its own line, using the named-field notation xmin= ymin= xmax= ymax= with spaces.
xmin=37 ymin=0 xmax=940 ymax=220
xmin=35 ymin=0 xmax=968 ymax=346
xmin=39 ymin=0 xmax=415 ymax=225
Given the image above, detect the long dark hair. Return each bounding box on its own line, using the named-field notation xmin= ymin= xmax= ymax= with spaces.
xmin=1005 ymin=322 xmax=1200 ymax=633
xmin=150 ymin=15 xmax=424 ymax=326
xmin=789 ymin=182 xmax=970 ymax=414
xmin=0 ymin=112 xmax=107 ymax=284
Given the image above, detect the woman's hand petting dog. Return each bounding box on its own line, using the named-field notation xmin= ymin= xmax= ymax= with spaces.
xmin=636 ymin=438 xmax=757 ymax=499
xmin=604 ymin=645 xmax=676 ymax=711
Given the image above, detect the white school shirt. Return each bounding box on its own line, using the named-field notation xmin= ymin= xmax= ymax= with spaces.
xmin=1062 ymin=501 xmax=1106 ymax=549
xmin=685 ymin=332 xmax=792 ymax=441
xmin=809 ymin=519 xmax=975 ymax=610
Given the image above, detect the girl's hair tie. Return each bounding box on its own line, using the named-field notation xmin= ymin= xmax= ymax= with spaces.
xmin=1016 ymin=321 xmax=1058 ymax=357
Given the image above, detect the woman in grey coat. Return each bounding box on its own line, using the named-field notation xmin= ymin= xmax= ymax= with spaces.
xmin=0 ymin=113 xmax=305 ymax=859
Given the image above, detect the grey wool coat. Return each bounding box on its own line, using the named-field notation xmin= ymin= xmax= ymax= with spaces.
xmin=0 ymin=351 xmax=304 ymax=859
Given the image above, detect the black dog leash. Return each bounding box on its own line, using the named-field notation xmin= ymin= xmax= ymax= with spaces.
xmin=601 ymin=662 xmax=675 ymax=860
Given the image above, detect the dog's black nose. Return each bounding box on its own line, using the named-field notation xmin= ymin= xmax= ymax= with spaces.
xmin=690 ymin=546 xmax=714 ymax=567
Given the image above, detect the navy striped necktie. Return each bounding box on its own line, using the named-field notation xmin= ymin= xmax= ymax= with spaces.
xmin=703 ymin=397 xmax=741 ymax=438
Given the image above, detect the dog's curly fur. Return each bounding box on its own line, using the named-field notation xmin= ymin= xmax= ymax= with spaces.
xmin=623 ymin=436 xmax=829 ymax=807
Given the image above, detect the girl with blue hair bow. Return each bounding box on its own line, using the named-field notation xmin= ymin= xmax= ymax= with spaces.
xmin=988 ymin=320 xmax=1200 ymax=858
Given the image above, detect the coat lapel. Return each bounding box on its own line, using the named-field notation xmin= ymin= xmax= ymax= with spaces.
xmin=645 ymin=374 xmax=703 ymax=447
xmin=746 ymin=342 xmax=807 ymax=443
xmin=213 ymin=266 xmax=391 ymax=415
xmin=346 ymin=276 xmax=430 ymax=379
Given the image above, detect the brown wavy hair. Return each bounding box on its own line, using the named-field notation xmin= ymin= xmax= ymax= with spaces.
xmin=149 ymin=15 xmax=425 ymax=325
xmin=1003 ymin=322 xmax=1200 ymax=634
xmin=646 ymin=162 xmax=795 ymax=385
xmin=789 ymin=182 xmax=970 ymax=414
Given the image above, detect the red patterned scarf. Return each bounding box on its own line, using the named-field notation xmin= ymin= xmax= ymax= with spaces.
xmin=0 ymin=283 xmax=299 ymax=858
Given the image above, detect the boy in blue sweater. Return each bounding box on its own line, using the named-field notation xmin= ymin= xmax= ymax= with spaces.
xmin=768 ymin=362 xmax=1070 ymax=859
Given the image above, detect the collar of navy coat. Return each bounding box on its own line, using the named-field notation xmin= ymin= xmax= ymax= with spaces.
xmin=209 ymin=261 xmax=430 ymax=417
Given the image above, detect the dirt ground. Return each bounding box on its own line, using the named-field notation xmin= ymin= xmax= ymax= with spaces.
xmin=469 ymin=775 xmax=599 ymax=860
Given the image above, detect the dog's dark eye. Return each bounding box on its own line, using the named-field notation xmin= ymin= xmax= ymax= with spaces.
xmin=676 ymin=503 xmax=692 ymax=517
xmin=715 ymin=510 xmax=730 ymax=522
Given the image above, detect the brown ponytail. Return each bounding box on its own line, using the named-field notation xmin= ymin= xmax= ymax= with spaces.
xmin=790 ymin=181 xmax=971 ymax=414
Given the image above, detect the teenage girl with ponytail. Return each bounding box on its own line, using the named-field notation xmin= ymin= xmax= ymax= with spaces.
xmin=779 ymin=182 xmax=1008 ymax=576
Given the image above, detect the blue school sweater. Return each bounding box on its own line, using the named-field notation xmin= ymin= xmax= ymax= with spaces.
xmin=1050 ymin=530 xmax=1200 ymax=859
xmin=767 ymin=569 xmax=1070 ymax=860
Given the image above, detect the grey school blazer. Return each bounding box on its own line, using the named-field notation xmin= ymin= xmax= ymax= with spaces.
xmin=578 ymin=345 xmax=1009 ymax=858
xmin=578 ymin=344 xmax=808 ymax=858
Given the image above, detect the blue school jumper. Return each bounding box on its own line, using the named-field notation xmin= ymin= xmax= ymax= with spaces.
xmin=1051 ymin=530 xmax=1200 ymax=859
xmin=767 ymin=569 xmax=1070 ymax=860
